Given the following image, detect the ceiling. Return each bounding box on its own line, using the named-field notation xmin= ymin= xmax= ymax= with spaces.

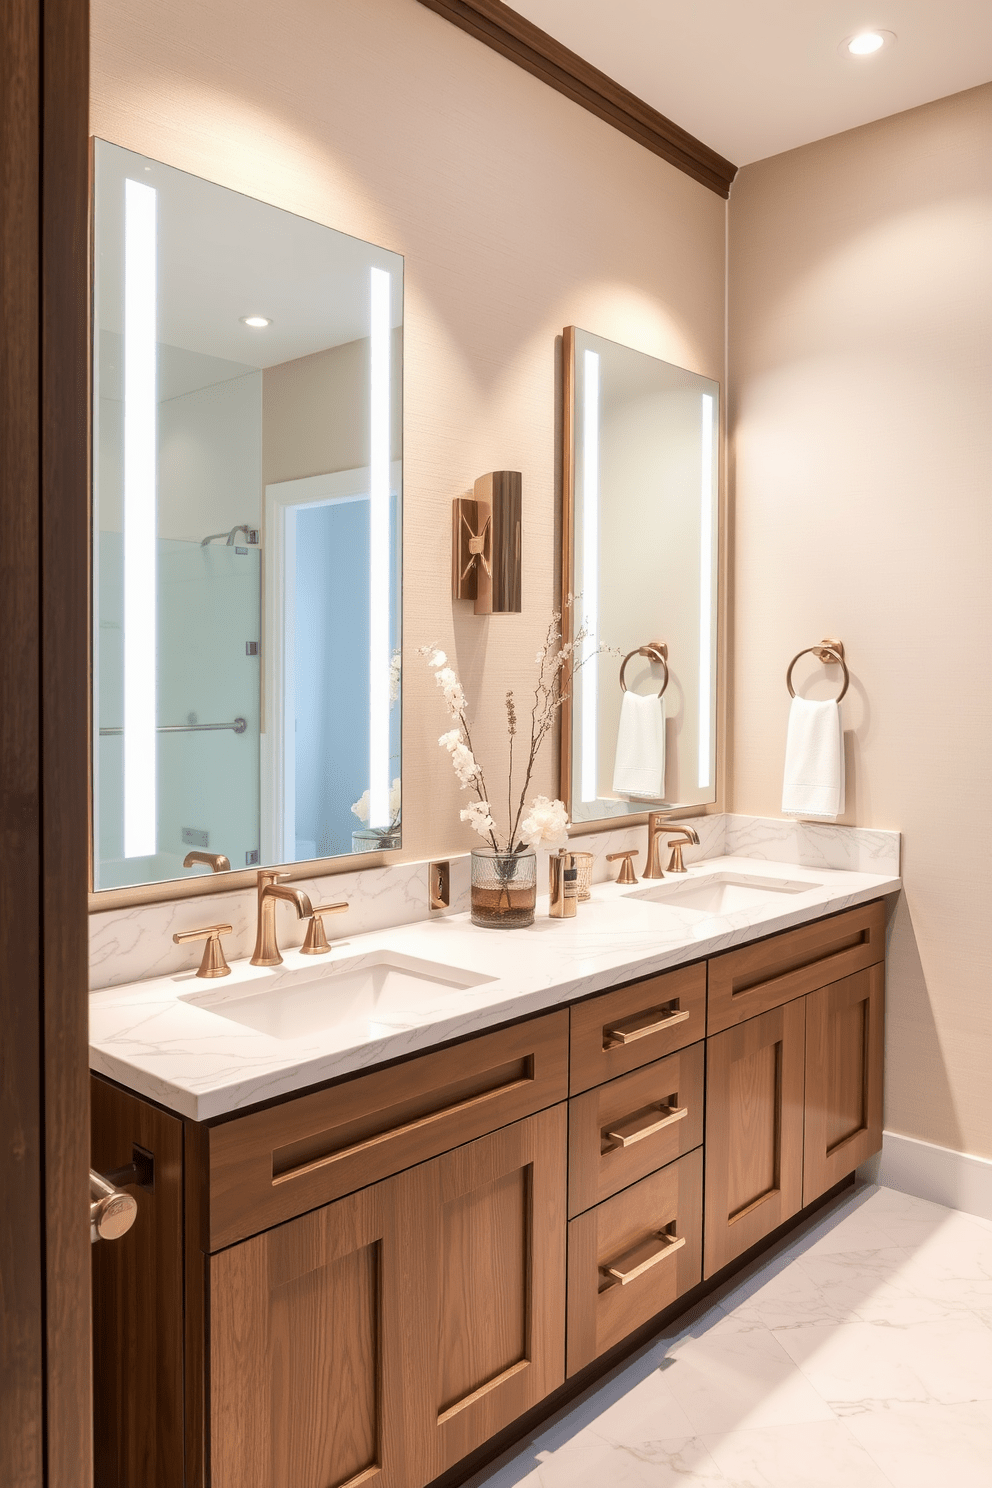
xmin=511 ymin=0 xmax=992 ymax=166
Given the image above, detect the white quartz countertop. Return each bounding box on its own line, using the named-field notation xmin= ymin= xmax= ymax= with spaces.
xmin=89 ymin=855 xmax=900 ymax=1121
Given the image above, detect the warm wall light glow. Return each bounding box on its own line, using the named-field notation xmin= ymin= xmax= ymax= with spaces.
xmin=580 ymin=350 xmax=600 ymax=804
xmin=123 ymin=177 xmax=158 ymax=858
xmin=368 ymin=267 xmax=392 ymax=830
xmin=698 ymin=394 xmax=714 ymax=791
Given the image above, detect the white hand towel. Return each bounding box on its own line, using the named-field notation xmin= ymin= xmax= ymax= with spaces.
xmin=781 ymin=697 xmax=845 ymax=820
xmin=612 ymin=690 xmax=666 ymax=800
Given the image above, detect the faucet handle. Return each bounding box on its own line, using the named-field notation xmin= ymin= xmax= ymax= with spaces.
xmin=607 ymin=851 xmax=639 ymax=885
xmin=300 ymin=902 xmax=349 ymax=956
xmin=173 ymin=923 xmax=233 ymax=978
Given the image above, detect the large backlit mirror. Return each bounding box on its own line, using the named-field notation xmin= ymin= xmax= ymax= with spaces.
xmin=92 ymin=141 xmax=403 ymax=893
xmin=561 ymin=327 xmax=719 ymax=824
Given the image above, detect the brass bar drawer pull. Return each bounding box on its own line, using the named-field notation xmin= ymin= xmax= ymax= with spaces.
xmin=600 ymin=1230 xmax=686 ymax=1286
xmin=604 ymin=1006 xmax=690 ymax=1047
xmin=604 ymin=1103 xmax=688 ymax=1149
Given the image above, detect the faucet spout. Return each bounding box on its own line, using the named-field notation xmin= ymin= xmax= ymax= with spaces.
xmin=250 ymin=871 xmax=314 ymax=966
xmin=265 ymin=884 xmax=314 ymax=918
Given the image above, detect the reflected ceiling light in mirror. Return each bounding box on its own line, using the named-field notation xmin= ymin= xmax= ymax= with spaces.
xmin=580 ymin=349 xmax=600 ymax=804
xmin=840 ymin=30 xmax=895 ymax=56
xmin=240 ymin=314 xmax=272 ymax=327
xmin=123 ymin=177 xmax=158 ymax=858
xmin=368 ymin=266 xmax=392 ymax=830
xmin=697 ymin=393 xmax=714 ymax=791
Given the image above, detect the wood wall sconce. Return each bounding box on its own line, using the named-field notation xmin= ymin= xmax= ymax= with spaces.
xmin=452 ymin=471 xmax=522 ymax=614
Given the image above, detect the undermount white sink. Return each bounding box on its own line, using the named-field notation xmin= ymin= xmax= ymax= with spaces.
xmin=625 ymin=871 xmax=820 ymax=915
xmin=179 ymin=951 xmax=497 ymax=1041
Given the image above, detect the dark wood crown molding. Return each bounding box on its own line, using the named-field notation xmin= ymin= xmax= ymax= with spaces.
xmin=416 ymin=0 xmax=737 ymax=198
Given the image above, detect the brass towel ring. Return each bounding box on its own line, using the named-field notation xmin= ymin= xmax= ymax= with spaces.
xmin=786 ymin=639 xmax=850 ymax=703
xmin=619 ymin=641 xmax=669 ymax=699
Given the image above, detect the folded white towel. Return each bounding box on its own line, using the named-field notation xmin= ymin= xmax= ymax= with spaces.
xmin=612 ymin=690 xmax=666 ymax=800
xmin=782 ymin=697 xmax=845 ymax=820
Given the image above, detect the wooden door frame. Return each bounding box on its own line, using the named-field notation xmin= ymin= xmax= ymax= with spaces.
xmin=1 ymin=0 xmax=92 ymax=1483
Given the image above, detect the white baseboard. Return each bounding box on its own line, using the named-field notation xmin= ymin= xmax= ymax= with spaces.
xmin=858 ymin=1130 xmax=992 ymax=1222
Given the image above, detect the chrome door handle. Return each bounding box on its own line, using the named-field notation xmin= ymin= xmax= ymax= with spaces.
xmin=90 ymin=1168 xmax=138 ymax=1243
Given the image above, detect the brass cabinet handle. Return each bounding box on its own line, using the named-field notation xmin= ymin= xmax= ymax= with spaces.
xmin=603 ymin=1006 xmax=690 ymax=1046
xmin=600 ymin=1230 xmax=686 ymax=1287
xmin=89 ymin=1169 xmax=138 ymax=1244
xmin=603 ymin=1103 xmax=688 ymax=1149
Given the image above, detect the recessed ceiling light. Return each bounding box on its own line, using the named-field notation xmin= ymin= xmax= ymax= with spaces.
xmin=240 ymin=315 xmax=272 ymax=328
xmin=840 ymin=30 xmax=896 ymax=57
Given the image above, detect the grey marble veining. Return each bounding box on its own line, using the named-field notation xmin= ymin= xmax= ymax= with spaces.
xmin=724 ymin=815 xmax=900 ymax=876
xmin=88 ymin=816 xmax=726 ymax=991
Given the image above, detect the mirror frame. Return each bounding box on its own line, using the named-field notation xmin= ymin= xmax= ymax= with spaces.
xmin=86 ymin=139 xmax=406 ymax=912
xmin=558 ymin=325 xmax=727 ymax=828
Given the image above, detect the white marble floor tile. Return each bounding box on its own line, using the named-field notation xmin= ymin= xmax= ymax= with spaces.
xmin=846 ymin=1399 xmax=992 ymax=1488
xmin=659 ymin=1313 xmax=836 ymax=1433
xmin=471 ymin=1186 xmax=992 ymax=1488
xmin=776 ymin=1312 xmax=992 ymax=1413
xmin=702 ymin=1418 xmax=894 ymax=1487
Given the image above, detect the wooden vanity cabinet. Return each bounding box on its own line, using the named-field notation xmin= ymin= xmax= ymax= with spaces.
xmin=704 ymin=902 xmax=886 ymax=1277
xmin=92 ymin=899 xmax=888 ymax=1488
xmin=209 ymin=1103 xmax=567 ymax=1488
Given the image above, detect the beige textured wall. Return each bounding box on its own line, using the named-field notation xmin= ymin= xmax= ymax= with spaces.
xmin=729 ymin=84 xmax=992 ymax=1158
xmin=90 ymin=0 xmax=725 ymax=865
xmin=262 ymin=331 xmax=403 ymax=487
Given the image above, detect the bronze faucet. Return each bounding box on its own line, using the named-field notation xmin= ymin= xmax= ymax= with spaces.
xmin=250 ymin=870 xmax=314 ymax=967
xmin=643 ymin=814 xmax=700 ymax=878
xmin=183 ymin=850 xmax=231 ymax=873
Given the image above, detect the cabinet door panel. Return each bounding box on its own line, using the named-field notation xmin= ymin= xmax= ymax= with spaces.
xmin=707 ymin=901 xmax=885 ymax=1035
xmin=704 ymin=1000 xmax=805 ymax=1278
xmin=566 ymin=1149 xmax=702 ymax=1375
xmin=568 ymin=1042 xmax=704 ymax=1216
xmin=804 ymin=966 xmax=884 ymax=1205
xmin=427 ymin=1105 xmax=567 ymax=1475
xmin=209 ymin=1173 xmax=430 ymax=1488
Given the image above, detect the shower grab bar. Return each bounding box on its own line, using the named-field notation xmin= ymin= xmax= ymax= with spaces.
xmin=99 ymin=717 xmax=247 ymax=737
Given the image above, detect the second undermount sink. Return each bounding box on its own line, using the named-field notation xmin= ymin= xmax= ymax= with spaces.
xmin=625 ymin=871 xmax=820 ymax=915
xmin=179 ymin=951 xmax=497 ymax=1041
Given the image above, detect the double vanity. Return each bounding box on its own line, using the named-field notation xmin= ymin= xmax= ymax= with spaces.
xmin=90 ymin=845 xmax=898 ymax=1488
xmin=86 ymin=138 xmax=896 ymax=1488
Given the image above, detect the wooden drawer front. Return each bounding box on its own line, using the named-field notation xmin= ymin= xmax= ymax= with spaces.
xmin=568 ymin=1042 xmax=704 ymax=1218
xmin=803 ymin=965 xmax=884 ymax=1207
xmin=205 ymin=1010 xmax=568 ymax=1250
xmin=704 ymin=999 xmax=805 ymax=1279
xmin=569 ymin=963 xmax=706 ymax=1095
xmin=707 ymin=900 xmax=886 ymax=1036
xmin=566 ymin=1148 xmax=702 ymax=1375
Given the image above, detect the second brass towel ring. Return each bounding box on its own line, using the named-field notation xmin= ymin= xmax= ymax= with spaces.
xmin=786 ymin=638 xmax=850 ymax=703
xmin=619 ymin=640 xmax=669 ymax=699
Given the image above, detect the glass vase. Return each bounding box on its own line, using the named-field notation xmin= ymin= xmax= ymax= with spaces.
xmin=470 ymin=848 xmax=537 ymax=929
xmin=351 ymin=827 xmax=401 ymax=854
